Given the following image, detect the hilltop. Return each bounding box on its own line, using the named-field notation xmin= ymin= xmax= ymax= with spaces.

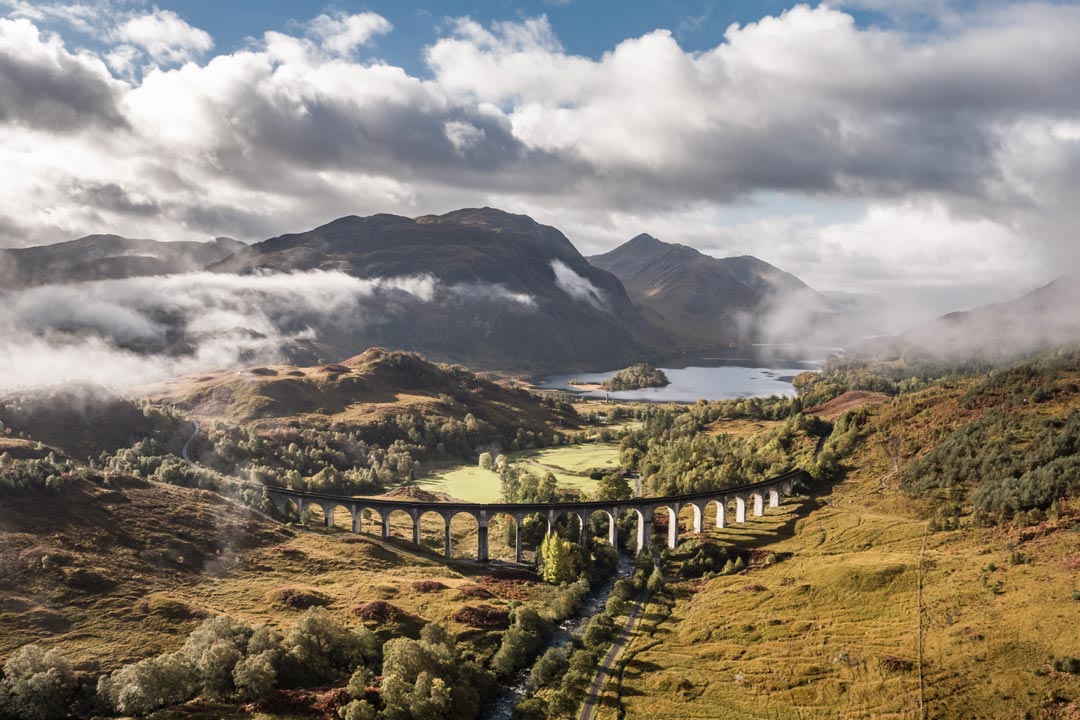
xmin=138 ymin=347 xmax=578 ymax=432
xmin=589 ymin=233 xmax=851 ymax=351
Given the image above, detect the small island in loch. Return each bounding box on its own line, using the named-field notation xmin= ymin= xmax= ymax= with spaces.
xmin=601 ymin=363 xmax=671 ymax=391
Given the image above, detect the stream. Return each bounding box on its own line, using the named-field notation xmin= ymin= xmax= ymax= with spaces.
xmin=482 ymin=552 xmax=636 ymax=719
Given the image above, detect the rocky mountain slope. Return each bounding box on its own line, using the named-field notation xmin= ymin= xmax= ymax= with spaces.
xmin=208 ymin=208 xmax=659 ymax=372
xmin=589 ymin=234 xmax=844 ymax=351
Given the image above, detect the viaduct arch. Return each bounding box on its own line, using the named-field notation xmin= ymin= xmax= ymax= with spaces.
xmin=262 ymin=469 xmax=808 ymax=563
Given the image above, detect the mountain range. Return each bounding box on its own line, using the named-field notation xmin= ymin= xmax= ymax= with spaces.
xmin=5 ymin=207 xmax=1070 ymax=374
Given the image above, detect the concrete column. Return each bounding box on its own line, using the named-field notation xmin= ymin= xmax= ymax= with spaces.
xmin=477 ymin=519 xmax=489 ymax=562
xmin=716 ymin=501 xmax=727 ymax=529
xmin=637 ymin=516 xmax=653 ymax=552
xmin=296 ymin=498 xmax=306 ymax=521
xmin=411 ymin=511 xmax=421 ymax=545
xmin=769 ymin=488 xmax=780 ymax=508
xmin=323 ymin=504 xmax=335 ymax=528
xmin=783 ymin=479 xmax=794 ymax=495
xmin=735 ymin=496 xmax=747 ymax=523
xmin=692 ymin=504 xmax=703 ymax=534
xmin=753 ymin=493 xmax=764 ymax=517
xmin=351 ymin=507 xmax=362 ymax=533
xmin=578 ymin=513 xmax=589 ymax=547
xmin=667 ymin=507 xmax=678 ymax=549
xmin=514 ymin=515 xmax=523 ymax=564
xmin=443 ymin=517 xmax=452 ymax=559
xmin=608 ymin=508 xmax=618 ymax=547
xmin=546 ymin=509 xmax=555 ymax=537
xmin=381 ymin=512 xmax=391 ymax=538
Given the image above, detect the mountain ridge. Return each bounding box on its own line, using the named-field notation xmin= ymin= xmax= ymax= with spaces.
xmin=589 ymin=232 xmax=837 ymax=351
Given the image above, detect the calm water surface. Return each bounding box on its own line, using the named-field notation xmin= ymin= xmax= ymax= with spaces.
xmin=538 ymin=355 xmax=823 ymax=403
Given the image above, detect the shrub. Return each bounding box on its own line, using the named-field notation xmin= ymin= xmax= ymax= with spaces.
xmin=266 ymin=586 xmax=332 ymax=610
xmin=527 ymin=646 xmax=569 ymax=691
xmin=0 ymin=644 xmax=77 ymax=720
xmin=1053 ymin=656 xmax=1080 ymax=674
xmin=411 ymin=580 xmax=449 ymax=593
xmin=352 ymin=601 xmax=414 ymax=624
xmin=452 ymin=604 xmax=510 ymax=629
xmin=880 ymin=656 xmax=914 ymax=672
xmin=340 ymin=699 xmax=377 ymax=720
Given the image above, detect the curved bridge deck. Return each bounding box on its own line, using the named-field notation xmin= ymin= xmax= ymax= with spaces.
xmin=257 ymin=469 xmax=810 ymax=562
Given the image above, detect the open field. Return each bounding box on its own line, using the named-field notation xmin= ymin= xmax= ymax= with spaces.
xmin=416 ymin=443 xmax=621 ymax=502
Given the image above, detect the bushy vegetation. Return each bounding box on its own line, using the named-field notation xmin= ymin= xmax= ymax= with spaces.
xmin=903 ymin=409 xmax=1080 ymax=519
xmin=602 ymin=364 xmax=670 ymax=391
xmin=95 ymin=609 xmax=378 ymax=715
xmin=620 ymin=402 xmax=847 ymax=496
xmin=0 ymin=645 xmax=78 ymax=720
xmin=0 ymin=453 xmax=90 ymax=496
xmin=515 ymin=555 xmax=653 ymax=719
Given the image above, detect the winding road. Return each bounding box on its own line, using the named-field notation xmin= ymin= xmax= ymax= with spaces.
xmin=181 ymin=420 xmax=199 ymax=465
xmin=578 ymin=593 xmax=646 ymax=720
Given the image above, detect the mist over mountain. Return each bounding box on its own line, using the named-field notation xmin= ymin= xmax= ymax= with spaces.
xmin=210 ymin=208 xmax=658 ymax=372
xmin=862 ymin=274 xmax=1080 ymax=361
xmin=0 ymin=209 xmax=665 ymax=388
xmin=589 ymin=233 xmax=863 ymax=351
xmin=0 ymin=234 xmax=245 ymax=288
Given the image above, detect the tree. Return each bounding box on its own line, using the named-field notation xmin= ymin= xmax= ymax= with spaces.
xmin=380 ymin=624 xmax=485 ymax=720
xmin=540 ymin=535 xmax=576 ymax=584
xmin=0 ymin=644 xmax=77 ymax=720
xmin=595 ymin=472 xmax=632 ymax=500
xmin=279 ymin=608 xmax=377 ymax=688
xmin=478 ymin=452 xmax=494 ymax=471
xmin=97 ymin=652 xmax=194 ymax=716
xmin=538 ymin=473 xmax=559 ymax=502
xmin=647 ymin=567 xmax=664 ymax=594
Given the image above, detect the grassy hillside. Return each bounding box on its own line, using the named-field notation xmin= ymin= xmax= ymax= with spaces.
xmin=593 ymin=369 xmax=1080 ymax=719
xmin=140 ymin=347 xmax=577 ymax=432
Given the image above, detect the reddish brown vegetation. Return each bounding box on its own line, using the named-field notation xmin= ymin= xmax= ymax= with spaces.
xmin=266 ymin=586 xmax=331 ymax=609
xmin=352 ymin=600 xmax=413 ymax=623
xmin=452 ymin=604 xmax=510 ymax=629
xmin=455 ymin=584 xmax=495 ymax=600
xmin=411 ymin=580 xmax=449 ymax=593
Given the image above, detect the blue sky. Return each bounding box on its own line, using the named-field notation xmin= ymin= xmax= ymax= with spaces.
xmin=175 ymin=1 xmax=810 ymax=69
xmin=47 ymin=0 xmax=897 ymax=74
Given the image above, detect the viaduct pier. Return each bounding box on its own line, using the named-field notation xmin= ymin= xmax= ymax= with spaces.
xmin=259 ymin=469 xmax=809 ymax=562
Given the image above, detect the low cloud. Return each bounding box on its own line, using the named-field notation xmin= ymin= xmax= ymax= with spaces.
xmin=551 ymin=259 xmax=607 ymax=310
xmin=0 ymin=270 xmax=538 ymax=390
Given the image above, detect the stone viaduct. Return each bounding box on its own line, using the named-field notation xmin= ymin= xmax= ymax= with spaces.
xmin=260 ymin=469 xmax=809 ymax=563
